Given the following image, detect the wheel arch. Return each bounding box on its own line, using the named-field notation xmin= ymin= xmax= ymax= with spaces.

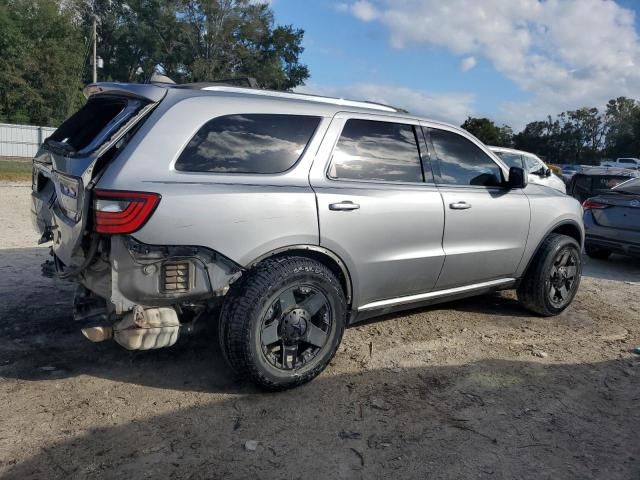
xmin=248 ymin=245 xmax=353 ymax=306
xmin=549 ymin=221 xmax=583 ymax=248
xmin=520 ymin=219 xmax=584 ymax=280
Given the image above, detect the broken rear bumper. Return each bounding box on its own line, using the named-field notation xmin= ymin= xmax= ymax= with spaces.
xmin=49 ymin=235 xmax=242 ymax=315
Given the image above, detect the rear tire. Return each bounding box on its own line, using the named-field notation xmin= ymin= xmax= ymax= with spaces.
xmin=517 ymin=234 xmax=582 ymax=316
xmin=585 ymin=243 xmax=611 ymax=260
xmin=219 ymin=256 xmax=347 ymax=391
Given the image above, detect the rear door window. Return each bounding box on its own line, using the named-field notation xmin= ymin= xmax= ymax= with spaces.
xmin=175 ymin=114 xmax=320 ymax=174
xmin=428 ymin=128 xmax=503 ymax=187
xmin=328 ymin=119 xmax=425 ymax=183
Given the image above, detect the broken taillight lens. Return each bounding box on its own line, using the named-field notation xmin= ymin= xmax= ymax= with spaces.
xmin=93 ymin=189 xmax=161 ymax=234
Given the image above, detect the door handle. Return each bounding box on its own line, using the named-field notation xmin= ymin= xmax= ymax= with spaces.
xmin=329 ymin=201 xmax=360 ymax=211
xmin=449 ymin=201 xmax=472 ymax=210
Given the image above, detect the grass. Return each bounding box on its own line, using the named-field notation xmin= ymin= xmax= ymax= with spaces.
xmin=0 ymin=157 xmax=32 ymax=182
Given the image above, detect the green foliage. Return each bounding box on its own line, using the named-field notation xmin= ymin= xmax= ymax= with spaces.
xmin=0 ymin=158 xmax=32 ymax=181
xmin=70 ymin=0 xmax=309 ymax=89
xmin=0 ymin=0 xmax=85 ymax=126
xmin=603 ymin=97 xmax=640 ymax=159
xmin=0 ymin=0 xmax=309 ymax=126
xmin=513 ymin=101 xmax=640 ymax=165
xmin=465 ymin=100 xmax=640 ymax=165
xmin=461 ymin=117 xmax=514 ymax=147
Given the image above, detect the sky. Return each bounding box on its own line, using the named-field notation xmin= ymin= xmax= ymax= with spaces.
xmin=269 ymin=0 xmax=640 ymax=131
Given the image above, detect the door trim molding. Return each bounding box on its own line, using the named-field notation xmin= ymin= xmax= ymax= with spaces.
xmin=358 ymin=278 xmax=516 ymax=312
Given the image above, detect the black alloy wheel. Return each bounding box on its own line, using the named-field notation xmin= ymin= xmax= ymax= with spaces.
xmin=260 ymin=285 xmax=332 ymax=371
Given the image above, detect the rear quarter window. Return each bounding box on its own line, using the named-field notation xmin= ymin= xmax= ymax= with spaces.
xmin=175 ymin=114 xmax=321 ymax=174
xmin=50 ymin=96 xmax=130 ymax=152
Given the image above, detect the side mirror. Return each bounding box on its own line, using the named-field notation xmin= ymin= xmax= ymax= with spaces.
xmin=508 ymin=166 xmax=528 ymax=189
xmin=545 ymin=168 xmax=552 ymax=177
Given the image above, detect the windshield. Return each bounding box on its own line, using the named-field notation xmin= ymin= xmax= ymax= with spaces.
xmin=494 ymin=151 xmax=523 ymax=169
xmin=612 ymin=178 xmax=640 ymax=194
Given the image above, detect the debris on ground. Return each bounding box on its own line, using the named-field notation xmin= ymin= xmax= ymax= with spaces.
xmin=244 ymin=440 xmax=258 ymax=451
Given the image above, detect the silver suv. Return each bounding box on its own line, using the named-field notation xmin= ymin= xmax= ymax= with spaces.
xmin=32 ymin=82 xmax=584 ymax=389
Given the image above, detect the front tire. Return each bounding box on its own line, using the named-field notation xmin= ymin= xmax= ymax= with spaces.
xmin=219 ymin=256 xmax=347 ymax=390
xmin=517 ymin=234 xmax=582 ymax=316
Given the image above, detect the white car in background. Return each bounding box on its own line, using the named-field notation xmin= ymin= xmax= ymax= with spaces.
xmin=601 ymin=158 xmax=640 ymax=169
xmin=490 ymin=146 xmax=566 ymax=193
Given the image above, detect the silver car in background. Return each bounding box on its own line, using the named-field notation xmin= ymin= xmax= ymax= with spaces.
xmin=490 ymin=146 xmax=566 ymax=193
xmin=31 ymin=82 xmax=584 ymax=389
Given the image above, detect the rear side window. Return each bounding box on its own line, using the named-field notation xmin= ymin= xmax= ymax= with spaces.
xmin=429 ymin=128 xmax=503 ymax=187
xmin=595 ymin=176 xmax=630 ymax=190
xmin=175 ymin=114 xmax=320 ymax=174
xmin=50 ymin=96 xmax=129 ymax=152
xmin=572 ymin=175 xmax=592 ymax=201
xmin=613 ymin=178 xmax=640 ymax=194
xmin=329 ymin=119 xmax=424 ymax=183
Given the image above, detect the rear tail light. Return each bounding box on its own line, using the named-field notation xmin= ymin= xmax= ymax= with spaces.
xmin=582 ymin=199 xmax=610 ymax=210
xmin=93 ymin=189 xmax=161 ymax=234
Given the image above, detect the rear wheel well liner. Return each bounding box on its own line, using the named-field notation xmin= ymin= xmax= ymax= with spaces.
xmin=248 ymin=245 xmax=353 ymax=305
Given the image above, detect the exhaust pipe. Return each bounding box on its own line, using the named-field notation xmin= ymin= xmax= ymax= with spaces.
xmin=81 ymin=325 xmax=113 ymax=342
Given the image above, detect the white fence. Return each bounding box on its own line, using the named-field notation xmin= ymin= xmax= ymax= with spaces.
xmin=0 ymin=123 xmax=56 ymax=158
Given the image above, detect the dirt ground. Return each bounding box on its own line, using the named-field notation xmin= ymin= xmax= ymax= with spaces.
xmin=0 ymin=182 xmax=639 ymax=479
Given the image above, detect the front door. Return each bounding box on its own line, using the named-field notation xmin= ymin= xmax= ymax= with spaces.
xmin=310 ymin=114 xmax=446 ymax=309
xmin=424 ymin=125 xmax=530 ymax=290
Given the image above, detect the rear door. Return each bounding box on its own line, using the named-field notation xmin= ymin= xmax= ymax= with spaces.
xmin=310 ymin=113 xmax=445 ymax=309
xmin=424 ymin=125 xmax=530 ymax=289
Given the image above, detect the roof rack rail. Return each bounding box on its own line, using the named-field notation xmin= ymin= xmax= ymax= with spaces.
xmin=362 ymin=100 xmax=408 ymax=113
xmin=197 ymin=85 xmax=402 ymax=113
xmin=176 ymin=77 xmax=260 ymax=89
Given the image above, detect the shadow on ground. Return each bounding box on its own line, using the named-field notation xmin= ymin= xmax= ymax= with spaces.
xmin=582 ymin=253 xmax=640 ymax=282
xmin=3 ymin=357 xmax=639 ymax=480
xmin=0 ymin=246 xmax=637 ymax=394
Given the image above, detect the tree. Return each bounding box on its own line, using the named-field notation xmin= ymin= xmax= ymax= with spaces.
xmin=0 ymin=0 xmax=85 ymax=126
xmin=460 ymin=117 xmax=513 ymax=147
xmin=603 ymin=97 xmax=640 ymax=158
xmin=69 ymin=0 xmax=310 ymax=89
xmin=514 ymin=118 xmax=557 ymax=161
xmin=564 ymin=107 xmax=605 ymax=163
xmin=514 ymin=108 xmax=606 ymax=165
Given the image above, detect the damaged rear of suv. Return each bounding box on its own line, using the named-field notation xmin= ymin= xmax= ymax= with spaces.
xmin=32 ymin=83 xmax=244 ymax=352
xmin=33 ymin=81 xmax=584 ymax=390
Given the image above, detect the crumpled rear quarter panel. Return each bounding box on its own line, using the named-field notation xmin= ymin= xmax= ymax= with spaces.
xmin=95 ymin=92 xmax=329 ymax=266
